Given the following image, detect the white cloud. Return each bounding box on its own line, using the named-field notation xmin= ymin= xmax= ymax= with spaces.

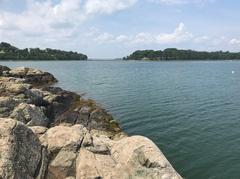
xmin=0 ymin=0 xmax=238 ymax=58
xmin=155 ymin=22 xmax=193 ymax=43
xmin=84 ymin=0 xmax=137 ymax=15
xmin=0 ymin=0 xmax=217 ymax=47
xmin=93 ymin=23 xmax=193 ymax=44
xmin=91 ymin=23 xmax=240 ymax=54
xmin=0 ymin=0 xmax=137 ymax=43
xmin=229 ymin=38 xmax=240 ymax=45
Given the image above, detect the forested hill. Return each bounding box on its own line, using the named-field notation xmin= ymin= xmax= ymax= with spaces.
xmin=125 ymin=48 xmax=240 ymax=60
xmin=0 ymin=42 xmax=87 ymax=60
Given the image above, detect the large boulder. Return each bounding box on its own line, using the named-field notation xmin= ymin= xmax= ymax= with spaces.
xmin=0 ymin=118 xmax=47 ymax=179
xmin=76 ymin=135 xmax=182 ymax=179
xmin=40 ymin=125 xmax=86 ymax=179
xmin=76 ymin=148 xmax=124 ymax=179
xmin=40 ymin=125 xmax=85 ymax=153
xmin=0 ymin=77 xmax=32 ymax=106
xmin=4 ymin=80 xmax=30 ymax=95
xmin=8 ymin=66 xmax=29 ymax=76
xmin=7 ymin=67 xmax=57 ymax=85
xmin=110 ymin=136 xmax=182 ymax=179
xmin=0 ymin=77 xmax=45 ymax=108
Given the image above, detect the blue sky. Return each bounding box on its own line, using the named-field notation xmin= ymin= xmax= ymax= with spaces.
xmin=0 ymin=0 xmax=240 ymax=58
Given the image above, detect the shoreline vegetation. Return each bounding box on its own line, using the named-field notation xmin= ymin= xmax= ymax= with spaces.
xmin=0 ymin=65 xmax=182 ymax=178
xmin=125 ymin=48 xmax=240 ymax=61
xmin=0 ymin=42 xmax=88 ymax=61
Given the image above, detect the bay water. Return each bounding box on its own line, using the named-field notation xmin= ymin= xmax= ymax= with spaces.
xmin=2 ymin=60 xmax=240 ymax=179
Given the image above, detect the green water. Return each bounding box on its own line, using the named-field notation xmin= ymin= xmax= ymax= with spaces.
xmin=2 ymin=60 xmax=240 ymax=179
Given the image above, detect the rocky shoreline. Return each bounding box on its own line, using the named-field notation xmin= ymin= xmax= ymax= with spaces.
xmin=0 ymin=65 xmax=182 ymax=179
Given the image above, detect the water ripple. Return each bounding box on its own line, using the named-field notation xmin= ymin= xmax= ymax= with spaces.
xmin=2 ymin=60 xmax=240 ymax=179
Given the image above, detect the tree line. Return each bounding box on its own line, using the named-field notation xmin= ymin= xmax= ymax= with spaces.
xmin=0 ymin=42 xmax=88 ymax=60
xmin=125 ymin=48 xmax=240 ymax=60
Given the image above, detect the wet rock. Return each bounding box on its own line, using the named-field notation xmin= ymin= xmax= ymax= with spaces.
xmin=25 ymin=88 xmax=45 ymax=106
xmin=77 ymin=106 xmax=91 ymax=125
xmin=42 ymin=87 xmax=80 ymax=122
xmin=0 ymin=65 xmax=10 ymax=75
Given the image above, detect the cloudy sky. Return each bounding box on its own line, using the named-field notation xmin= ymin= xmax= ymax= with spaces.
xmin=0 ymin=0 xmax=240 ymax=58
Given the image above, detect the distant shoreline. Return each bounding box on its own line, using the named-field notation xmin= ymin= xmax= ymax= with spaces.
xmin=0 ymin=59 xmax=88 ymax=61
xmin=124 ymin=59 xmax=240 ymax=61
xmin=125 ymin=48 xmax=240 ymax=61
xmin=2 ymin=59 xmax=240 ymax=62
xmin=0 ymin=42 xmax=88 ymax=61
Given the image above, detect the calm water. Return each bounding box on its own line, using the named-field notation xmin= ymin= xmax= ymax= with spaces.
xmin=2 ymin=60 xmax=240 ymax=179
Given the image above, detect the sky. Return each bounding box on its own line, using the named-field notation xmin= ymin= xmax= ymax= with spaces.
xmin=0 ymin=0 xmax=240 ymax=58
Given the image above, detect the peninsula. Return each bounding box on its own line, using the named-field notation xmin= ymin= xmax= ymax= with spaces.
xmin=0 ymin=42 xmax=88 ymax=61
xmin=125 ymin=48 xmax=240 ymax=60
xmin=0 ymin=65 xmax=182 ymax=179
